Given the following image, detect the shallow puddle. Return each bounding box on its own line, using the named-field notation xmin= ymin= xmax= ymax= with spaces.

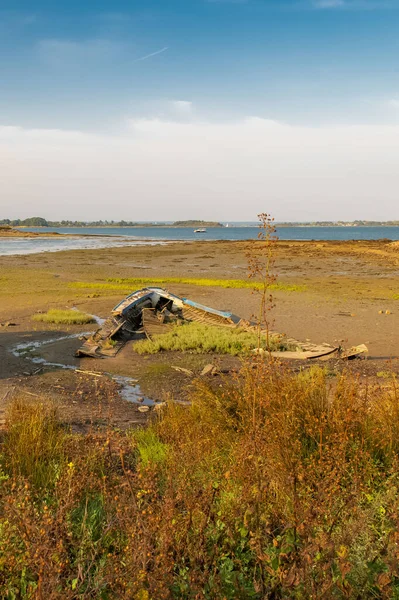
xmin=9 ymin=332 xmax=155 ymax=405
xmin=112 ymin=375 xmax=154 ymax=406
xmin=11 ymin=332 xmax=87 ymax=362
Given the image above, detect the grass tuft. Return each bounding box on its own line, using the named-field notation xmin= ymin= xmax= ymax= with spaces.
xmin=132 ymin=429 xmax=169 ymax=467
xmin=32 ymin=308 xmax=95 ymax=325
xmin=3 ymin=398 xmax=67 ymax=489
xmin=133 ymin=321 xmax=289 ymax=355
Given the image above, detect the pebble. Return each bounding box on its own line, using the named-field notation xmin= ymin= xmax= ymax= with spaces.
xmin=138 ymin=405 xmax=150 ymax=413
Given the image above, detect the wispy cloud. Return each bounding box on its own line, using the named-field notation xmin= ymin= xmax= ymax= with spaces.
xmin=385 ymin=98 xmax=399 ymax=110
xmin=312 ymin=0 xmax=399 ymax=9
xmin=313 ymin=0 xmax=345 ymax=8
xmin=38 ymin=39 xmax=169 ymax=69
xmin=206 ymin=0 xmax=249 ymax=4
xmin=133 ymin=47 xmax=169 ymax=62
xmin=0 ymin=10 xmax=38 ymax=27
xmin=37 ymin=38 xmax=128 ymax=67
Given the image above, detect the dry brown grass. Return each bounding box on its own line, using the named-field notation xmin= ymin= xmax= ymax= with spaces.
xmin=1 ymin=365 xmax=399 ymax=598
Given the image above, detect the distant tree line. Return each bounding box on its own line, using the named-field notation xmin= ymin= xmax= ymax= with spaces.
xmin=0 ymin=218 xmax=224 ymax=228
xmin=277 ymin=220 xmax=399 ymax=227
xmin=0 ymin=217 xmax=49 ymax=227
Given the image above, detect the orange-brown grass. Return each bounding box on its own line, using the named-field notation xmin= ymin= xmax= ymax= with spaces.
xmin=1 ymin=366 xmax=399 ymax=598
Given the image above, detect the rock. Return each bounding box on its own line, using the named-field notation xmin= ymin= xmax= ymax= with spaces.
xmin=1 ymin=322 xmax=17 ymax=327
xmin=252 ymin=348 xmax=266 ymax=356
xmin=136 ymin=396 xmax=144 ymax=403
xmin=138 ymin=405 xmax=150 ymax=413
xmin=386 ymin=310 xmax=391 ymax=315
xmin=201 ymin=364 xmax=216 ymax=376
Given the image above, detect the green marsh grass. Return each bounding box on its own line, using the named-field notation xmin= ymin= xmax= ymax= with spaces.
xmin=132 ymin=429 xmax=169 ymax=468
xmin=133 ymin=322 xmax=289 ymax=355
xmin=69 ymin=277 xmax=306 ymax=293
xmin=32 ymin=308 xmax=95 ymax=325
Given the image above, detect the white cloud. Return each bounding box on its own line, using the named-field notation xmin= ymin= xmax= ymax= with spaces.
xmin=1 ymin=118 xmax=399 ymax=221
xmin=385 ymin=98 xmax=399 ymax=110
xmin=170 ymin=100 xmax=193 ymax=116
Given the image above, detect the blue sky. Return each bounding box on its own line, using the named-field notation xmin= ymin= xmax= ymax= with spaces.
xmin=1 ymin=0 xmax=399 ymax=220
xmin=3 ymin=0 xmax=399 ymax=128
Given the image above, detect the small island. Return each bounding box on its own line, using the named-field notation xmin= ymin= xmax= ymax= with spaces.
xmin=0 ymin=225 xmax=61 ymax=238
xmin=171 ymin=220 xmax=223 ymax=228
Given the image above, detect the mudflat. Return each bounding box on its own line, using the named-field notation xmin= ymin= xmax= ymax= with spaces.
xmin=0 ymin=239 xmax=398 ymax=429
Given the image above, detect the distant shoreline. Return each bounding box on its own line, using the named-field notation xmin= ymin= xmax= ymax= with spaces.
xmin=0 ymin=228 xmax=125 ymax=239
xmin=11 ymin=222 xmax=399 ymax=229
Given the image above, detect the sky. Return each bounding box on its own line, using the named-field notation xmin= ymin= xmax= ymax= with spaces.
xmin=1 ymin=0 xmax=399 ymax=222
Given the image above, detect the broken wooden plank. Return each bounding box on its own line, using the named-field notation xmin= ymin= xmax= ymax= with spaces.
xmin=142 ymin=308 xmax=174 ymax=339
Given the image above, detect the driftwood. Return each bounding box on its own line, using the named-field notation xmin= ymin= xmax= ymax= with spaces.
xmin=171 ymin=366 xmax=194 ymax=376
xmin=1 ymin=386 xmax=16 ymax=403
xmin=75 ymin=369 xmax=105 ymax=378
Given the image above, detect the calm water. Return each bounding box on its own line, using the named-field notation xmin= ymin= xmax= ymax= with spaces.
xmin=1 ymin=225 xmax=398 ymax=256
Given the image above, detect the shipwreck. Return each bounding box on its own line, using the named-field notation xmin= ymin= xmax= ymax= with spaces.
xmin=76 ymin=287 xmax=244 ymax=358
xmin=75 ymin=287 xmax=368 ymax=361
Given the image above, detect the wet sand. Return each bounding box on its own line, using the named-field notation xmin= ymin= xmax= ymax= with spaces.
xmin=0 ymin=239 xmax=398 ymax=429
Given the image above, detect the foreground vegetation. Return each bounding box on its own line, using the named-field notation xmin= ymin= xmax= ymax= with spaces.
xmin=1 ymin=363 xmax=399 ymax=598
xmin=32 ymin=309 xmax=95 ymax=325
xmin=134 ymin=322 xmax=289 ymax=355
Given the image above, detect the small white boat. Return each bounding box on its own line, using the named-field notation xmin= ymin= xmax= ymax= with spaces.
xmin=194 ymin=228 xmax=207 ymax=233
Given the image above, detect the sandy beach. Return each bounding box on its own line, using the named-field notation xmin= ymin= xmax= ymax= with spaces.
xmin=0 ymin=239 xmax=398 ymax=429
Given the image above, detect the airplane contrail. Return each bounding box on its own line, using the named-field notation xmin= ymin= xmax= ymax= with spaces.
xmin=133 ymin=46 xmax=169 ymax=62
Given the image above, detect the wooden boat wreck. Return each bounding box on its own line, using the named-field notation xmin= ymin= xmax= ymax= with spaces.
xmin=76 ymin=287 xmax=242 ymax=358
xmin=76 ymin=286 xmax=368 ymax=361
